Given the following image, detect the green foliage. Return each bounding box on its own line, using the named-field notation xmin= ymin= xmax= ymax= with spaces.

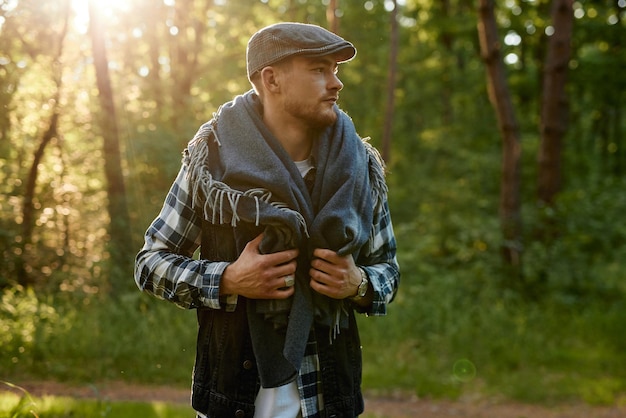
xmin=0 ymin=382 xmax=38 ymax=418
xmin=0 ymin=287 xmax=62 ymax=374
xmin=522 ymin=177 xmax=626 ymax=298
xmin=359 ymin=266 xmax=626 ymax=405
xmin=0 ymin=391 xmax=194 ymax=418
xmin=1 ymin=288 xmax=196 ymax=386
xmin=357 ymin=134 xmax=626 ymax=405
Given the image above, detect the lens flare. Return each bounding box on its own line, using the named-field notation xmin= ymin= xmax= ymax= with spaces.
xmin=453 ymin=358 xmax=477 ymax=382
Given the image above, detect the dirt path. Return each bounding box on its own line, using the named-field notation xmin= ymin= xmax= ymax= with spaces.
xmin=3 ymin=380 xmax=626 ymax=418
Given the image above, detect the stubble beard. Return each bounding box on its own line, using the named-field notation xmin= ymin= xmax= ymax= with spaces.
xmin=284 ymin=97 xmax=337 ymax=130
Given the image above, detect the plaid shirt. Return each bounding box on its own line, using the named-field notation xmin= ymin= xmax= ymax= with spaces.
xmin=135 ymin=163 xmax=400 ymax=418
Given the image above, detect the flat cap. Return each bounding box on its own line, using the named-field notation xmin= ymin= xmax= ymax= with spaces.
xmin=246 ymin=22 xmax=356 ymax=80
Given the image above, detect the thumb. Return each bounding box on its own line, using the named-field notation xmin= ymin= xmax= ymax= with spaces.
xmin=245 ymin=233 xmax=264 ymax=252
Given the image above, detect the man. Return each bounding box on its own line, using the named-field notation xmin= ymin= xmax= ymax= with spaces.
xmin=135 ymin=22 xmax=400 ymax=418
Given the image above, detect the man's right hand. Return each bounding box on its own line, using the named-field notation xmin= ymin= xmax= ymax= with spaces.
xmin=220 ymin=234 xmax=298 ymax=299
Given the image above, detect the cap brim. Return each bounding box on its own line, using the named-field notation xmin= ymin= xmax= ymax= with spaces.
xmin=332 ymin=45 xmax=357 ymax=63
xmin=302 ymin=43 xmax=356 ymax=63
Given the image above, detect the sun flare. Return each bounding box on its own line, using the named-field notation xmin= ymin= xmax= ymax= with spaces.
xmin=71 ymin=0 xmax=136 ymax=34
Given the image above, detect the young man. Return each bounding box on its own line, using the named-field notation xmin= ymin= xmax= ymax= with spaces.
xmin=134 ymin=22 xmax=400 ymax=418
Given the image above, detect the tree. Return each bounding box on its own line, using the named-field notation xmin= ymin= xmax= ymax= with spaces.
xmin=88 ymin=0 xmax=133 ymax=293
xmin=326 ymin=0 xmax=339 ymax=34
xmin=538 ymin=0 xmax=574 ymax=206
xmin=382 ymin=0 xmax=399 ymax=163
xmin=168 ymin=0 xmax=205 ymax=131
xmin=20 ymin=110 xmax=61 ymax=286
xmin=477 ymin=0 xmax=523 ymax=272
xmin=15 ymin=0 xmax=70 ymax=287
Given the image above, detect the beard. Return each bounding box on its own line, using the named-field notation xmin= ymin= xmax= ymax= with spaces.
xmin=283 ymin=96 xmax=337 ymax=129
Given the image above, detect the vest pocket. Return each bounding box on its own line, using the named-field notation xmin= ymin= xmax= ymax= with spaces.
xmin=192 ymin=303 xmax=259 ymax=414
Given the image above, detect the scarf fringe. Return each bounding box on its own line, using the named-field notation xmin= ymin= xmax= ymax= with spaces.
xmin=362 ymin=137 xmax=389 ymax=253
xmin=184 ymin=120 xmax=309 ymax=235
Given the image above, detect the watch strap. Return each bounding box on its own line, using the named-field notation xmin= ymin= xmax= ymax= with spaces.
xmin=351 ymin=267 xmax=369 ymax=302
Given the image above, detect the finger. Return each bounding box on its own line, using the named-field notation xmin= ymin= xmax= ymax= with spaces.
xmin=309 ymin=276 xmax=327 ymax=291
xmin=271 ymin=262 xmax=297 ymax=281
xmin=282 ymin=274 xmax=295 ymax=288
xmin=310 ymin=257 xmax=332 ymax=275
xmin=269 ymin=284 xmax=295 ymax=299
xmin=266 ymin=248 xmax=299 ymax=266
xmin=310 ymin=268 xmax=334 ymax=287
xmin=244 ymin=233 xmax=264 ymax=253
xmin=268 ymin=273 xmax=295 ymax=290
xmin=310 ymin=256 xmax=323 ymax=268
xmin=312 ymin=248 xmax=336 ymax=261
xmin=310 ymin=276 xmax=341 ymax=299
xmin=309 ymin=278 xmax=323 ymax=293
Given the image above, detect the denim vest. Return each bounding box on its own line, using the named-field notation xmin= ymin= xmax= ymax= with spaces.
xmin=191 ymin=221 xmax=365 ymax=418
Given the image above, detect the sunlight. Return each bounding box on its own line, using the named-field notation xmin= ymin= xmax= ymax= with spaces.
xmin=504 ymin=53 xmax=519 ymax=65
xmin=71 ymin=0 xmax=135 ymax=34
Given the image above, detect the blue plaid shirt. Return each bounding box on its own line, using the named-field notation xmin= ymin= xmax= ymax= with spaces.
xmin=135 ymin=163 xmax=400 ymax=417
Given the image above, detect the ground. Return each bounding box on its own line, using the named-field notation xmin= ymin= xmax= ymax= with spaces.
xmin=3 ymin=380 xmax=626 ymax=418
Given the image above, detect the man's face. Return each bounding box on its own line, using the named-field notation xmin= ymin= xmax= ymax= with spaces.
xmin=279 ymin=55 xmax=344 ymax=129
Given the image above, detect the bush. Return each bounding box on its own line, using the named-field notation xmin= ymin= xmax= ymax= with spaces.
xmin=1 ymin=287 xmax=196 ymax=387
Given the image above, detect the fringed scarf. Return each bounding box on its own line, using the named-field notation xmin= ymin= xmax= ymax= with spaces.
xmin=184 ymin=90 xmax=387 ymax=388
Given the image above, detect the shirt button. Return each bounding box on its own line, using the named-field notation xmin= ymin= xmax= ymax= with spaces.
xmin=242 ymin=359 xmax=254 ymax=370
xmin=235 ymin=409 xmax=245 ymax=418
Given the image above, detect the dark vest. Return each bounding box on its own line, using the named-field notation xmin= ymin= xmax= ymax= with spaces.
xmin=191 ymin=221 xmax=365 ymax=418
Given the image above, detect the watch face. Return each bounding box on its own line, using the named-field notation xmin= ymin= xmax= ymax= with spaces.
xmin=358 ymin=280 xmax=367 ymax=297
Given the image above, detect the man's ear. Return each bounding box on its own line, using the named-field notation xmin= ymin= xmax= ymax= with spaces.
xmin=260 ymin=66 xmax=281 ymax=93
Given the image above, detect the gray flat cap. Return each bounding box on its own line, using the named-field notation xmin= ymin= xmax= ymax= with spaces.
xmin=246 ymin=22 xmax=356 ymax=80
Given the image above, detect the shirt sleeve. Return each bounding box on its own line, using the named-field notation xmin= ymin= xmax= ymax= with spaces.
xmin=356 ymin=199 xmax=401 ymax=316
xmin=134 ymin=164 xmax=235 ymax=310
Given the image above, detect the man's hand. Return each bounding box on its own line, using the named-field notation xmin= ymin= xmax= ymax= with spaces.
xmin=309 ymin=248 xmax=362 ymax=300
xmin=221 ymin=234 xmax=298 ymax=299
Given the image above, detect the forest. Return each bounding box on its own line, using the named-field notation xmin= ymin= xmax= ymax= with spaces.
xmin=1 ymin=0 xmax=626 ymax=412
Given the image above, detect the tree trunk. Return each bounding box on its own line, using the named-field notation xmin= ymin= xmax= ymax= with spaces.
xmin=145 ymin=1 xmax=164 ymax=111
xmin=21 ymin=110 xmax=59 ymax=246
xmin=168 ymin=0 xmax=202 ymax=131
xmin=439 ymin=0 xmax=454 ymax=125
xmin=326 ymin=0 xmax=339 ymax=34
xmin=382 ymin=0 xmax=398 ymax=163
xmin=18 ymin=111 xmax=60 ymax=286
xmin=538 ymin=0 xmax=573 ymax=205
xmin=88 ymin=0 xmax=133 ymax=294
xmin=477 ymin=0 xmax=523 ymax=271
xmin=17 ymin=0 xmax=70 ymax=287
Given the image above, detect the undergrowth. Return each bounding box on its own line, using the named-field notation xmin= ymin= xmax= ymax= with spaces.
xmin=2 ymin=264 xmax=625 ymax=407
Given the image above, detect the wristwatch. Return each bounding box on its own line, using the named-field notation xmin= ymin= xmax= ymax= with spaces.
xmin=351 ymin=267 xmax=369 ymax=302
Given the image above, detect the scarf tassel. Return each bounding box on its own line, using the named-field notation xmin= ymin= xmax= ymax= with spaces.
xmin=185 ymin=129 xmax=309 ymax=236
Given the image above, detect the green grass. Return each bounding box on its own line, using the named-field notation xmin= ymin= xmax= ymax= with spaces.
xmin=0 ymin=392 xmax=194 ymax=418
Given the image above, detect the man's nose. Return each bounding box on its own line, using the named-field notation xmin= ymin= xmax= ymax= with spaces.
xmin=329 ymin=73 xmax=343 ymax=91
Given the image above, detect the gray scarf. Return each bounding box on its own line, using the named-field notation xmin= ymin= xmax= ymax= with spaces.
xmin=184 ymin=90 xmax=387 ymax=387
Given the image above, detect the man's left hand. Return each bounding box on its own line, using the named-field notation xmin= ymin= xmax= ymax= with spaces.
xmin=309 ymin=248 xmax=361 ymax=300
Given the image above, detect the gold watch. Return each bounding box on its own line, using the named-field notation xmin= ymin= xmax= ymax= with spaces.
xmin=351 ymin=267 xmax=369 ymax=302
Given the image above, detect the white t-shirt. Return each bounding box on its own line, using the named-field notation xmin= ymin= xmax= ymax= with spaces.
xmin=254 ymin=381 xmax=302 ymax=418
xmin=294 ymin=156 xmax=314 ymax=178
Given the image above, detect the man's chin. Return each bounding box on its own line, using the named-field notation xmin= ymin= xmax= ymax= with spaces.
xmin=310 ymin=111 xmax=337 ymax=129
